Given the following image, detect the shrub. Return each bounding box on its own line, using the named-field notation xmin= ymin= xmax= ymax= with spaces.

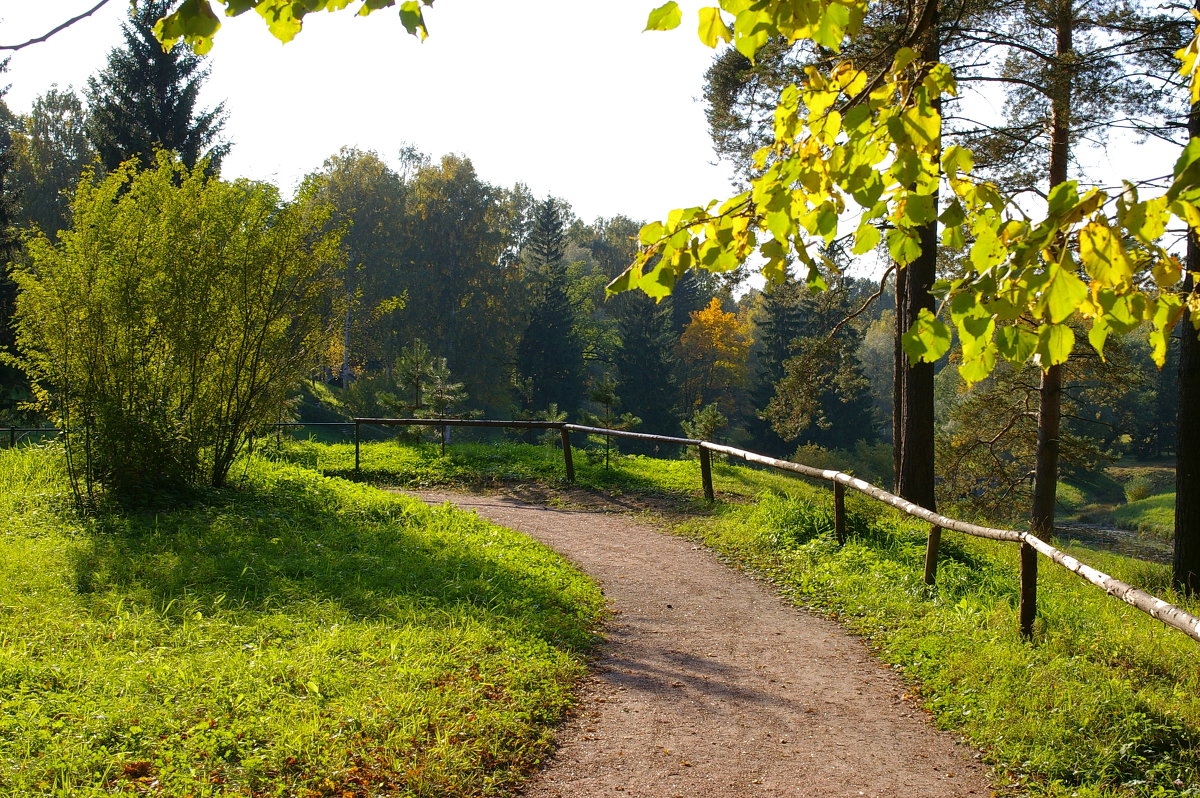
xmin=11 ymin=154 xmax=343 ymax=500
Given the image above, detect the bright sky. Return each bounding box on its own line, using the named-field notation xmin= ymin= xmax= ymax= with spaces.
xmin=0 ymin=0 xmax=739 ymax=224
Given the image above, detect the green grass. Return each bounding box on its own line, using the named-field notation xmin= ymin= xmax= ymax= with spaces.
xmin=344 ymin=440 xmax=1200 ymax=798
xmin=1114 ymin=493 xmax=1176 ymax=540
xmin=0 ymin=444 xmax=603 ymax=797
xmin=268 ymin=438 xmax=811 ymax=503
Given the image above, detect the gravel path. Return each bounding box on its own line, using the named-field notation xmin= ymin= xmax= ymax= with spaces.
xmin=412 ymin=491 xmax=996 ymax=798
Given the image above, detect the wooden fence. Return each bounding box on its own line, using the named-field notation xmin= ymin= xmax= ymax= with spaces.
xmin=348 ymin=416 xmax=1200 ymax=645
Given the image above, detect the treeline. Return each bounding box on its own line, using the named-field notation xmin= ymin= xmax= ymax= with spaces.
xmin=0 ymin=1 xmax=1184 ymax=521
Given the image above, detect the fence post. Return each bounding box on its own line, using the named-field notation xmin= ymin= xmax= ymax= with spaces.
xmin=354 ymin=421 xmax=361 ymax=471
xmin=923 ymin=526 xmax=942 ymax=585
xmin=699 ymin=445 xmax=715 ymax=503
xmin=560 ymin=427 xmax=575 ymax=483
xmin=8 ymin=427 xmax=14 ymax=448
xmin=1019 ymin=541 xmax=1037 ymax=638
xmin=833 ymin=482 xmax=846 ymax=545
xmin=440 ymin=424 xmax=447 ymax=457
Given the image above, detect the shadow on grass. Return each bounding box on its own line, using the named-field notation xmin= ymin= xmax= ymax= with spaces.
xmin=69 ymin=474 xmax=598 ymax=652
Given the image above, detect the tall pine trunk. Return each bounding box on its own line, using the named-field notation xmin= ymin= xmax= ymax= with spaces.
xmin=893 ymin=0 xmax=939 ymax=511
xmin=1029 ymin=0 xmax=1073 ymax=540
xmin=1175 ymin=96 xmax=1200 ymax=594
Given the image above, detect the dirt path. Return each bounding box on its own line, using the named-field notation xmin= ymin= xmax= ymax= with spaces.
xmin=412 ymin=491 xmax=996 ymax=798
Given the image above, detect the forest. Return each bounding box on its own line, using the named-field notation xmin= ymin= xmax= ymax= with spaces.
xmin=0 ymin=0 xmax=1192 ymax=556
xmin=1 ymin=2 xmax=1200 ymax=797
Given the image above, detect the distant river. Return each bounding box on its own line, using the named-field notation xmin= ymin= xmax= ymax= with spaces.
xmin=1055 ymin=522 xmax=1173 ymax=565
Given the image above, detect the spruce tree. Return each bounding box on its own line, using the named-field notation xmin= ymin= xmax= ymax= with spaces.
xmin=0 ymin=66 xmax=27 ymax=408
xmin=86 ymin=0 xmax=227 ymax=173
xmin=612 ymin=291 xmax=679 ymax=444
xmin=516 ymin=197 xmax=584 ymax=416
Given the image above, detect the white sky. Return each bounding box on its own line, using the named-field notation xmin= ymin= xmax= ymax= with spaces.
xmin=0 ymin=0 xmax=739 ymax=224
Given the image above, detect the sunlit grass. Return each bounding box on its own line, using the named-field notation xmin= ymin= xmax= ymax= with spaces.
xmin=1113 ymin=493 xmax=1176 ymax=540
xmin=339 ymin=439 xmax=1200 ymax=798
xmin=0 ymin=445 xmax=602 ymax=797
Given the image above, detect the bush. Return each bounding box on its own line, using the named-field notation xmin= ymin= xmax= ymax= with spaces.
xmin=11 ymin=155 xmax=343 ymax=500
xmin=1124 ymin=474 xmax=1155 ymax=503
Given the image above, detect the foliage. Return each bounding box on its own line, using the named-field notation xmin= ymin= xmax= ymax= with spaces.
xmin=9 ymin=86 xmax=94 ymax=238
xmin=581 ymin=373 xmax=641 ymax=467
xmin=0 ymin=445 xmax=602 ymax=797
xmin=87 ymin=0 xmax=227 ymax=173
xmin=300 ymin=147 xmax=409 ymax=382
xmin=681 ymin=402 xmax=727 ymax=445
xmin=516 ymin=198 xmax=584 ymax=416
xmin=676 ymin=297 xmax=752 ymax=415
xmin=10 ymin=154 xmax=343 ymax=499
xmin=611 ymin=289 xmax=680 ymax=443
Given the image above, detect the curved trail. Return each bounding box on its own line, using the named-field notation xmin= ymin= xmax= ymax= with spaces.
xmin=412 ymin=491 xmax=994 ymax=798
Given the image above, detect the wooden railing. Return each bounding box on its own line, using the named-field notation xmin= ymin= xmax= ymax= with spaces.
xmin=347 ymin=417 xmax=1200 ymax=646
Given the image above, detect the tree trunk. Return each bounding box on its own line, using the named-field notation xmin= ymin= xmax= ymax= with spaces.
xmin=1029 ymin=0 xmax=1073 ymax=541
xmin=1030 ymin=364 xmax=1063 ymax=538
xmin=892 ymin=0 xmax=939 ymax=511
xmin=1175 ymin=90 xmax=1200 ymax=594
xmin=1178 ymin=267 xmax=1199 ymax=594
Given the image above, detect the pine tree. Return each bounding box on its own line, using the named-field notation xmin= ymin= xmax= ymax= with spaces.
xmin=12 ymin=86 xmax=94 ymax=238
xmin=516 ymin=197 xmax=584 ymax=416
xmin=0 ymin=64 xmax=27 ymax=410
xmin=612 ymin=290 xmax=679 ymax=444
xmin=86 ymin=0 xmax=227 ymax=173
xmin=746 ymin=275 xmax=809 ymax=456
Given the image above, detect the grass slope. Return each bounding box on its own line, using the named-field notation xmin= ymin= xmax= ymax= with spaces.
xmin=0 ymin=445 xmax=602 ymax=797
xmin=1113 ymin=493 xmax=1176 ymax=540
xmin=326 ymin=439 xmax=1200 ymax=798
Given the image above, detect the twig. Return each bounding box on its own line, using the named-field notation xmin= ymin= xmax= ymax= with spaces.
xmin=0 ymin=0 xmax=117 ymax=51
xmin=829 ymin=263 xmax=894 ymax=338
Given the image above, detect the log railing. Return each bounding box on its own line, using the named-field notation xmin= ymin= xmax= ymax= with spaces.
xmin=340 ymin=417 xmax=1200 ymax=645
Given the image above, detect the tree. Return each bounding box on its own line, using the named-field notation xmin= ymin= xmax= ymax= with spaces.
xmin=10 ymin=86 xmax=94 ymax=238
xmin=612 ymin=290 xmax=681 ymax=444
xmin=149 ymin=0 xmax=1200 ymax=594
xmin=10 ymin=154 xmax=342 ymax=500
xmin=763 ymin=278 xmax=879 ymax=452
xmin=399 ymin=154 xmax=524 ymax=414
xmin=301 ymin=147 xmax=408 ymax=384
xmin=87 ymin=0 xmax=227 ymax=173
xmin=516 ymin=197 xmax=585 ymax=416
xmin=0 ymin=70 xmax=23 ymax=411
xmin=677 ymin=297 xmax=753 ymax=418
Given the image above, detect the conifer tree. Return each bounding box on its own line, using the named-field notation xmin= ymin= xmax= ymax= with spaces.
xmin=86 ymin=0 xmax=227 ymax=173
xmin=612 ymin=291 xmax=679 ymax=442
xmin=516 ymin=197 xmax=584 ymax=415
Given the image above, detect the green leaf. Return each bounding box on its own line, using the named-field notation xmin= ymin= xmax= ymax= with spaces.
xmin=851 ymin=220 xmax=880 ymax=255
xmin=1088 ymin=317 xmax=1110 ymax=358
xmin=698 ymin=7 xmax=732 ymax=47
xmin=969 ymin=225 xmax=1005 ymax=272
xmin=155 ymin=0 xmax=221 ymax=53
xmin=886 ymin=228 xmax=922 ymax=264
xmin=901 ymin=308 xmax=951 ymax=364
xmin=996 ymin=326 xmax=1037 ymax=364
xmin=1046 ymin=180 xmax=1079 ymax=218
xmin=638 ymin=221 xmax=666 ymax=246
xmin=1169 ymin=137 xmax=1200 ymax=203
xmin=902 ymin=192 xmax=936 ymax=225
xmin=1036 ymin=324 xmax=1075 ymax=366
xmin=398 ymin=1 xmax=428 ymax=39
xmin=646 ymin=2 xmax=683 ymax=31
xmin=814 ymin=2 xmax=851 ymax=50
xmin=1040 ymin=263 xmax=1088 ymax=324
xmin=958 ymin=346 xmax=996 ymax=384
